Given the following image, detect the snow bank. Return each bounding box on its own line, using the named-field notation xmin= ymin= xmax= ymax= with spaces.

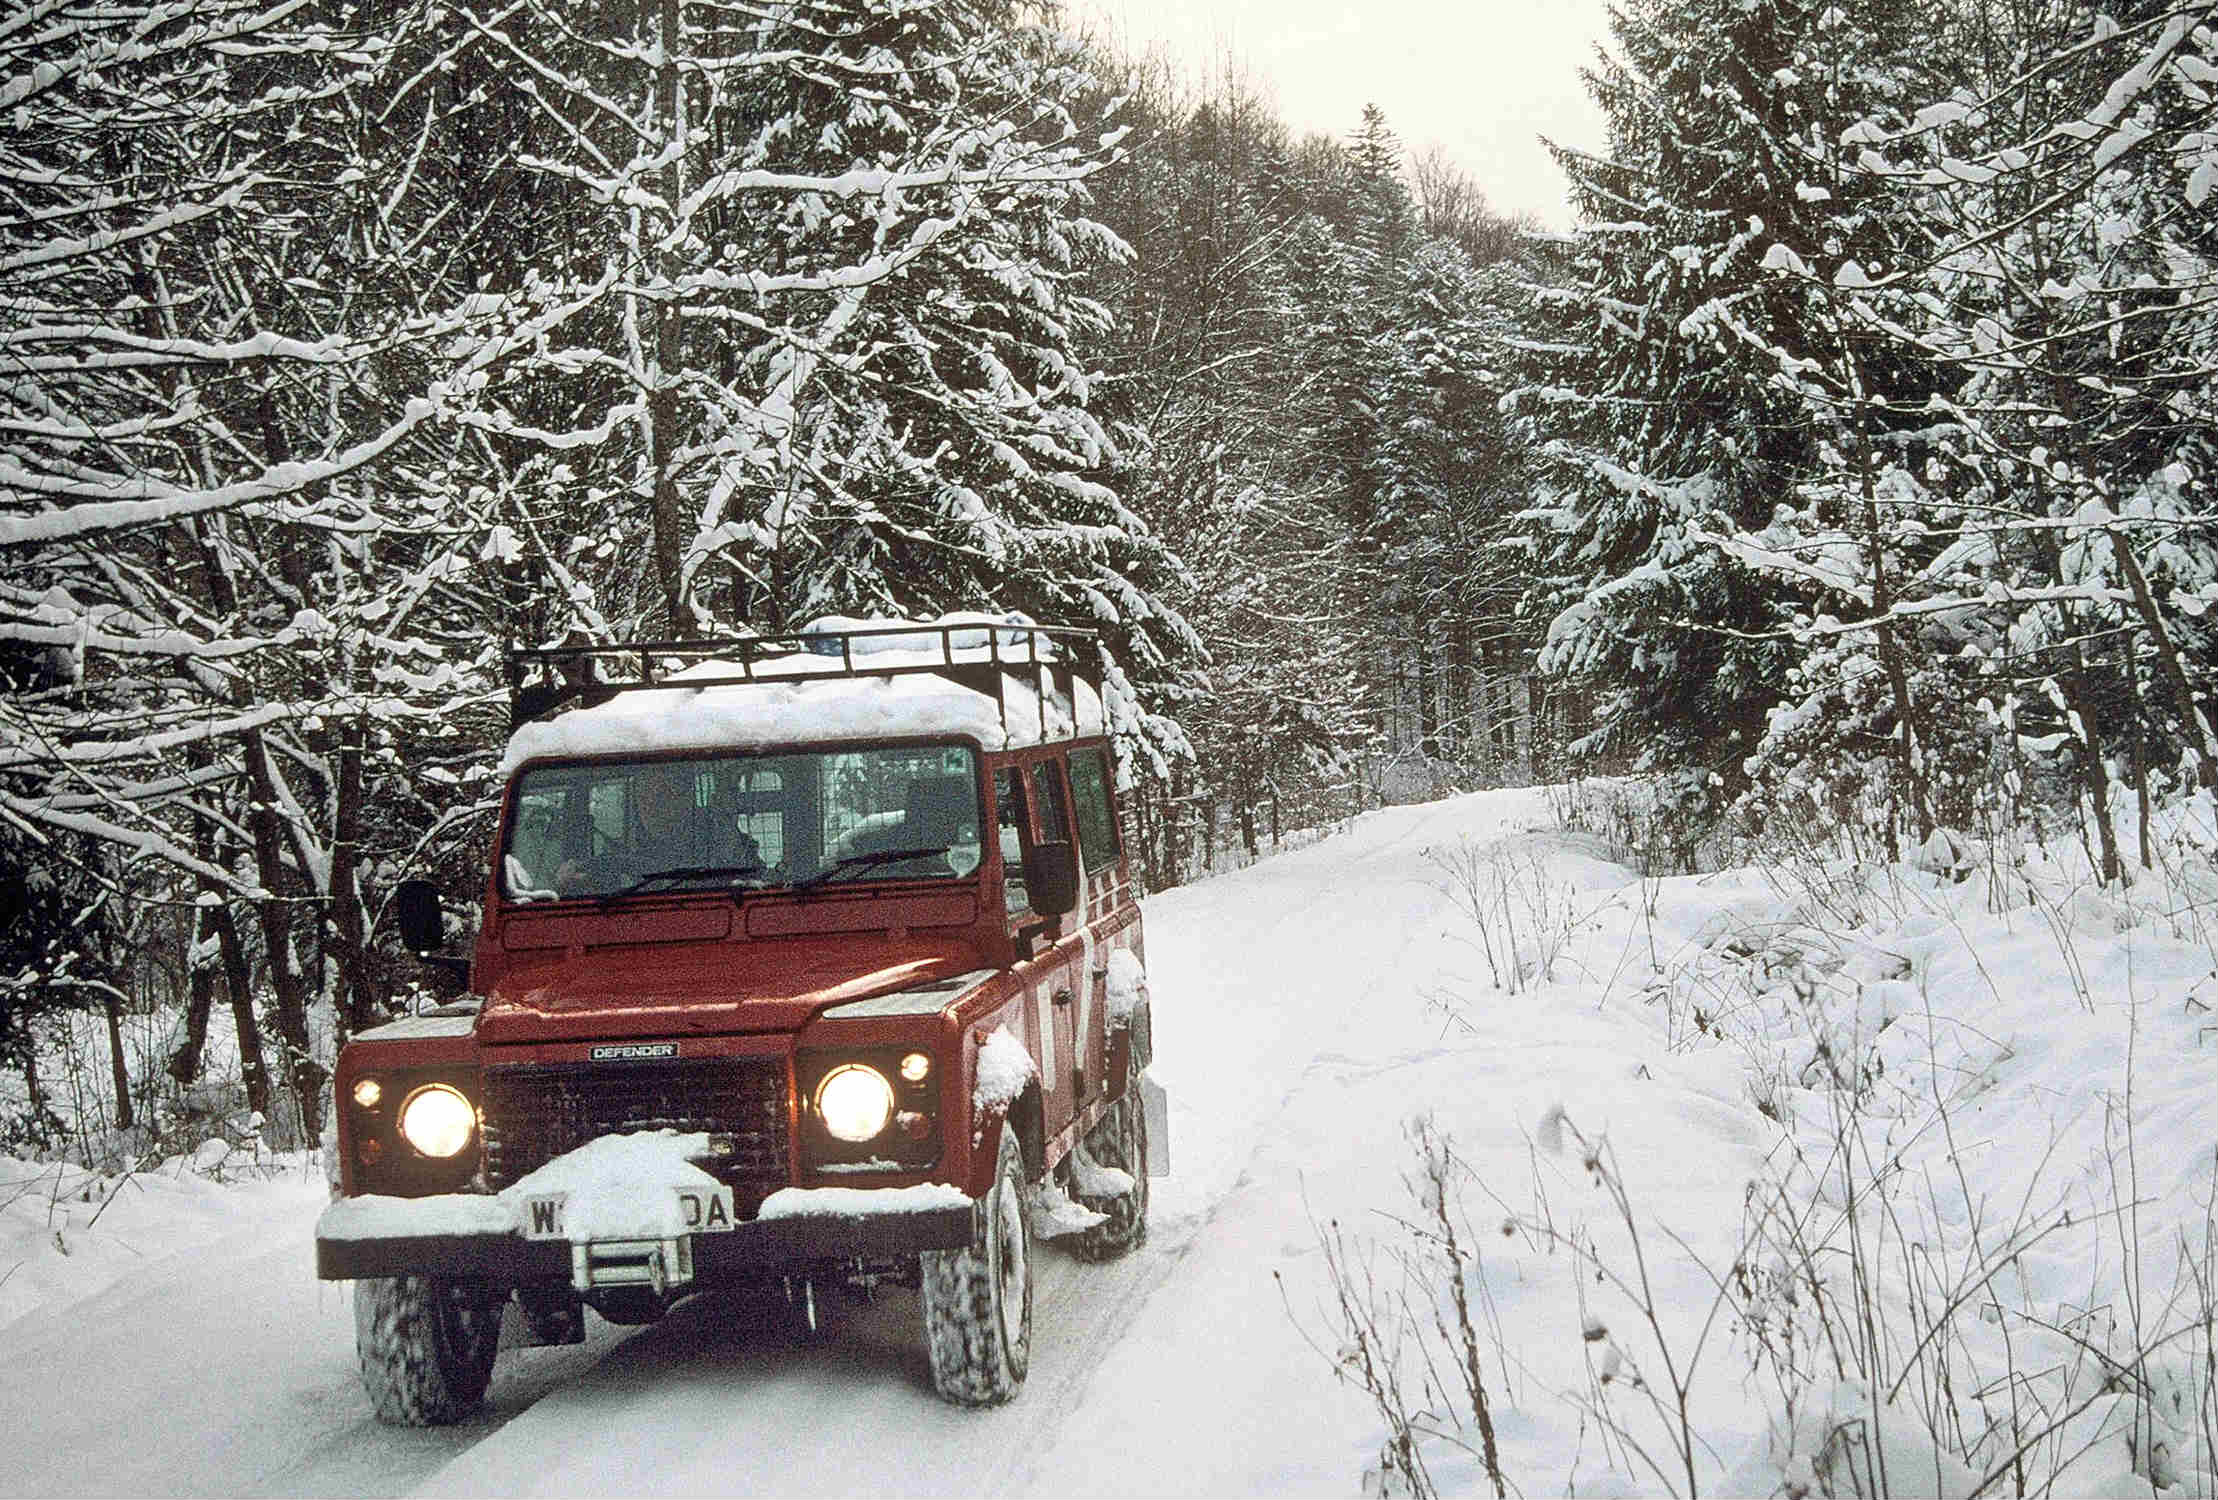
xmin=0 ymin=1151 xmax=326 ymax=1333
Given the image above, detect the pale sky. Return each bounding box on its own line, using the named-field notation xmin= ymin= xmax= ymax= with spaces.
xmin=1077 ymin=0 xmax=1616 ymax=226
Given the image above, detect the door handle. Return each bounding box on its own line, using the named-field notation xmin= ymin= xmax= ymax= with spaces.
xmin=1053 ymin=989 xmax=1073 ymax=1008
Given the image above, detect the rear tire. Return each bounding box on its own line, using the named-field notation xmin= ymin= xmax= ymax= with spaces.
xmin=921 ymin=1128 xmax=1032 ymax=1406
xmin=1070 ymin=1050 xmax=1150 ymax=1262
xmin=354 ymin=1275 xmax=503 ymax=1426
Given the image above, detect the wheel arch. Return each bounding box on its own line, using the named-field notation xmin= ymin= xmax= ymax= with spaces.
xmin=976 ymin=1081 xmax=1044 ymax=1189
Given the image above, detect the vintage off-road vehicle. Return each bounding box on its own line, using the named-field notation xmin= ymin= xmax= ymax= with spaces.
xmin=316 ymin=617 xmax=1162 ymax=1424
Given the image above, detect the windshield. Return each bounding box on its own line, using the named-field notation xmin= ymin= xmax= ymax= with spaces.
xmin=501 ymin=744 xmax=983 ymax=902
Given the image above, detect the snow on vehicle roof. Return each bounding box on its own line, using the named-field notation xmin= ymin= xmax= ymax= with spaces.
xmin=498 ymin=614 xmax=1104 ymax=775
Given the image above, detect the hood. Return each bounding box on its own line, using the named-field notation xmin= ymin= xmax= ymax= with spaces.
xmin=477 ymin=935 xmax=984 ymax=1045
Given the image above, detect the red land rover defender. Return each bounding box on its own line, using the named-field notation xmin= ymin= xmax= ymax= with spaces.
xmin=316 ymin=618 xmax=1161 ymax=1423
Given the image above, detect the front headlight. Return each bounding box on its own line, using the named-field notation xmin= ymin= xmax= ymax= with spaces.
xmin=398 ymin=1083 xmax=477 ymax=1158
xmin=815 ymin=1064 xmax=894 ymax=1143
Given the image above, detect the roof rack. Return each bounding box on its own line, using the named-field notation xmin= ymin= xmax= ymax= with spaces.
xmin=506 ymin=621 xmax=1102 ymax=743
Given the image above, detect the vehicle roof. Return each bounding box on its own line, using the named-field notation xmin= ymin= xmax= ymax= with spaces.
xmin=498 ymin=640 xmax=1106 ymax=776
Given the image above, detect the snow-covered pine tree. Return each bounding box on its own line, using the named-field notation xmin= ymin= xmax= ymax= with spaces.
xmin=1837 ymin=0 xmax=2218 ymax=857
xmin=1364 ymin=239 xmax=1535 ymax=769
xmin=1517 ymin=0 xmax=1949 ymax=805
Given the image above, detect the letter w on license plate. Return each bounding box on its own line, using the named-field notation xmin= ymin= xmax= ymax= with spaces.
xmin=519 ymin=1186 xmax=737 ymax=1240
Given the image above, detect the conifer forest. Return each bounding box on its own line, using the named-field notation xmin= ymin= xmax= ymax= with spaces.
xmin=4 ymin=0 xmax=2216 ymax=1150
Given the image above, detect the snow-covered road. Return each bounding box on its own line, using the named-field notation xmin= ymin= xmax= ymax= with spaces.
xmin=0 ymin=790 xmax=1801 ymax=1495
xmin=11 ymin=785 xmax=2210 ymax=1497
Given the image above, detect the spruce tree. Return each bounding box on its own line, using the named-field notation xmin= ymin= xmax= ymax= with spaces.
xmin=1518 ymin=0 xmax=1950 ymax=789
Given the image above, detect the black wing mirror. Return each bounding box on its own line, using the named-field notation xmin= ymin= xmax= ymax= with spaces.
xmin=1022 ymin=842 xmax=1080 ymax=917
xmin=394 ymin=879 xmax=444 ymax=953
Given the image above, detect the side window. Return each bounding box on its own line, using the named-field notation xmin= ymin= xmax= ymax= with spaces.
xmin=506 ymin=783 xmax=569 ymax=897
xmin=1068 ymin=748 xmax=1121 ymax=873
xmin=995 ymin=767 xmax=1030 ymax=914
xmin=1031 ymin=761 xmax=1071 ymax=844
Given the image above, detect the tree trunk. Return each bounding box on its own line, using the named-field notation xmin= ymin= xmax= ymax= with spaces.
xmin=23 ymin=1039 xmax=45 ymax=1125
xmin=327 ymin=713 xmax=381 ymax=1034
xmin=645 ymin=0 xmax=692 ymax=635
xmin=1527 ymin=676 xmax=1546 ymax=779
xmin=168 ymin=942 xmax=217 ymax=1086
xmin=213 ymin=901 xmax=270 ymax=1119
xmin=2029 ymin=478 xmax=2122 ymax=884
xmin=2106 ymin=525 xmax=2218 ymax=815
xmin=2134 ymin=662 xmax=2153 ymax=870
xmin=1449 ymin=616 xmax=1473 ymax=762
xmin=1165 ymin=768 xmax=1190 ymax=885
xmin=103 ymin=992 xmax=134 ymax=1131
xmin=1858 ymin=436 xmax=1930 ymax=855
xmin=242 ymin=731 xmax=325 ymax=1141
xmin=1417 ymin=637 xmax=1439 ymax=761
xmin=2058 ymin=645 xmax=2124 ymax=885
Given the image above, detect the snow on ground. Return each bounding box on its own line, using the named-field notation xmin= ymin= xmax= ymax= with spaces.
xmin=0 ymin=1145 xmax=327 ymax=1332
xmin=2 ymin=785 xmax=2211 ymax=1497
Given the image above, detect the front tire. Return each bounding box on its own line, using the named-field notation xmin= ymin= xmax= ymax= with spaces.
xmin=354 ymin=1274 xmax=503 ymax=1426
xmin=1070 ymin=1049 xmax=1150 ymax=1261
xmin=921 ymin=1128 xmax=1032 ymax=1406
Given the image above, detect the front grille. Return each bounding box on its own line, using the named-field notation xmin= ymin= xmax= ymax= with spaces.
xmin=482 ymin=1058 xmax=789 ymax=1208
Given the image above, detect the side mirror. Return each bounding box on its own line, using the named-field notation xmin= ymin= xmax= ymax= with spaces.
xmin=394 ymin=879 xmax=443 ymax=953
xmin=1022 ymin=842 xmax=1080 ymax=917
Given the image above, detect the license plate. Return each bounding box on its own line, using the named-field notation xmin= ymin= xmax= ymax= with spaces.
xmin=676 ymin=1185 xmax=736 ymax=1233
xmin=519 ymin=1186 xmax=737 ymax=1241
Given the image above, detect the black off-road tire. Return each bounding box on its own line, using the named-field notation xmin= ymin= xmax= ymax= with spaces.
xmin=921 ymin=1129 xmax=1032 ymax=1406
xmin=1070 ymin=1051 xmax=1150 ymax=1262
xmin=354 ymin=1274 xmax=504 ymax=1426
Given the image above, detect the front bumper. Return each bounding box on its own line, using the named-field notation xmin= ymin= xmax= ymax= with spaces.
xmin=316 ymin=1192 xmax=977 ymax=1285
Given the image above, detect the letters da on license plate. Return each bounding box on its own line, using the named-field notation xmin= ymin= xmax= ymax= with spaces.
xmin=519 ymin=1185 xmax=737 ymax=1241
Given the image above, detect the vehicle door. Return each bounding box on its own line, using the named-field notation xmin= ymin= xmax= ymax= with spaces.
xmin=1027 ymin=756 xmax=1089 ymax=1124
xmin=1064 ymin=742 xmax=1132 ymax=1097
xmin=993 ymin=758 xmax=1085 ymax=1139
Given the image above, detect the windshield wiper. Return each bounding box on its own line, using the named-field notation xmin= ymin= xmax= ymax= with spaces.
xmin=595 ymin=862 xmax=768 ymax=906
xmin=792 ymin=846 xmax=952 ymax=891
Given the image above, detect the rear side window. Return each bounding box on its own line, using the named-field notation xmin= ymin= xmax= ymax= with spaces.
xmin=995 ymin=767 xmax=1030 ymax=915
xmin=1031 ymin=761 xmax=1071 ymax=844
xmin=1068 ymin=748 xmax=1120 ymax=873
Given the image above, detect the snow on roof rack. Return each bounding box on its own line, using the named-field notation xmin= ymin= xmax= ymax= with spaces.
xmin=506 ymin=618 xmax=1102 ymax=745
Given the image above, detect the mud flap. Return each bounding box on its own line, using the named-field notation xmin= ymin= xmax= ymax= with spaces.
xmin=1142 ymin=1075 xmax=1170 ymax=1176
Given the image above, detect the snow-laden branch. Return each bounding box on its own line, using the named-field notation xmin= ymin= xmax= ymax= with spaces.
xmin=0 ymin=397 xmax=433 ymax=546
